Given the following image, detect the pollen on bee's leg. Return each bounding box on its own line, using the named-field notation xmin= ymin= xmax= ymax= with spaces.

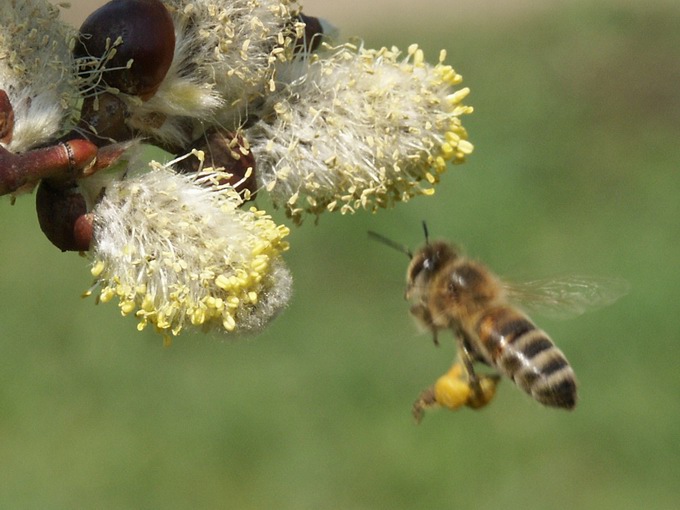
xmin=443 ymin=359 xmax=500 ymax=410
xmin=433 ymin=366 xmax=472 ymax=411
xmin=465 ymin=373 xmax=501 ymax=409
xmin=412 ymin=363 xmax=474 ymax=422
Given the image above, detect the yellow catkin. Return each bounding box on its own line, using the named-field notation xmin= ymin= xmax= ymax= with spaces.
xmin=88 ymin=167 xmax=292 ymax=339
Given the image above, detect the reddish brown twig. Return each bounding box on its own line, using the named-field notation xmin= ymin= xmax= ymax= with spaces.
xmin=0 ymin=140 xmax=98 ymax=196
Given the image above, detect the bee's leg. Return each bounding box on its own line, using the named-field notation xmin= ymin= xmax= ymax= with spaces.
xmin=409 ymin=304 xmax=439 ymax=346
xmin=414 ymin=359 xmax=488 ymax=421
xmin=466 ymin=373 xmax=501 ymax=409
xmin=452 ymin=330 xmax=478 ymax=384
xmin=412 ymin=386 xmax=437 ymax=424
xmin=452 ymin=329 xmax=501 ymax=409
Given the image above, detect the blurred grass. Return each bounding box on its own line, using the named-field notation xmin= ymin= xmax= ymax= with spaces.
xmin=2 ymin=1 xmax=679 ymax=508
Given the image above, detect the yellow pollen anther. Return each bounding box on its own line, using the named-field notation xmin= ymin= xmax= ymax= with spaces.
xmin=457 ymin=140 xmax=474 ymax=155
xmin=215 ymin=274 xmax=231 ymax=290
xmin=91 ymin=261 xmax=105 ymax=277
xmin=223 ymin=314 xmax=236 ymax=332
xmin=100 ymin=288 xmax=115 ymax=303
xmin=120 ymin=301 xmax=136 ymax=315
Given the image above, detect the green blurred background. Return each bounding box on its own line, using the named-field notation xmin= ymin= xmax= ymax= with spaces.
xmin=1 ymin=0 xmax=678 ymax=508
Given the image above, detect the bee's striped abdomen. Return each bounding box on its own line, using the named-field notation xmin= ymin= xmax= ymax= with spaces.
xmin=474 ymin=307 xmax=577 ymax=409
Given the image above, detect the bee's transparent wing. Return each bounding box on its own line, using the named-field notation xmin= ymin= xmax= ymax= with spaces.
xmin=504 ymin=275 xmax=630 ymax=320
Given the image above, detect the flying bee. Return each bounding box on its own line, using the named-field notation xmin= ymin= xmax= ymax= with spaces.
xmin=369 ymin=223 xmax=628 ymax=421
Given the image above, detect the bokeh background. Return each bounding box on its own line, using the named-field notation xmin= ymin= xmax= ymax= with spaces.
xmin=1 ymin=0 xmax=678 ymax=508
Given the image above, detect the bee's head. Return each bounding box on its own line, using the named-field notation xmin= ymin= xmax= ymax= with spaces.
xmin=368 ymin=222 xmax=459 ymax=293
xmin=406 ymin=240 xmax=459 ymax=287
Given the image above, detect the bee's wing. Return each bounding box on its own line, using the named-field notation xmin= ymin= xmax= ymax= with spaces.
xmin=504 ymin=275 xmax=630 ymax=320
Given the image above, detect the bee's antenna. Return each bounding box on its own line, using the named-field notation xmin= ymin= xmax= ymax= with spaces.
xmin=422 ymin=221 xmax=430 ymax=245
xmin=368 ymin=231 xmax=413 ymax=259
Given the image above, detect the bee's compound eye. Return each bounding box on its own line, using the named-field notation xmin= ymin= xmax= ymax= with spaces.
xmin=412 ymin=247 xmax=439 ymax=277
xmin=423 ymin=258 xmax=434 ymax=272
xmin=408 ymin=258 xmax=426 ymax=283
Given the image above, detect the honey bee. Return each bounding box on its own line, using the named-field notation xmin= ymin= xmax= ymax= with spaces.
xmin=370 ymin=223 xmax=628 ymax=421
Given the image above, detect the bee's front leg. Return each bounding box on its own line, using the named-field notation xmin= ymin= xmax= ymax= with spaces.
xmin=409 ymin=304 xmax=440 ymax=346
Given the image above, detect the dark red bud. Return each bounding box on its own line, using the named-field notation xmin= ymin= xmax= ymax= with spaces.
xmin=74 ymin=0 xmax=175 ymax=100
xmin=175 ymin=129 xmax=258 ymax=199
xmin=295 ymin=14 xmax=324 ymax=53
xmin=0 ymin=90 xmax=15 ymax=144
xmin=36 ymin=180 xmax=91 ymax=252
xmin=78 ymin=93 xmax=132 ymax=145
xmin=73 ymin=213 xmax=95 ymax=251
xmin=82 ymin=140 xmax=136 ymax=177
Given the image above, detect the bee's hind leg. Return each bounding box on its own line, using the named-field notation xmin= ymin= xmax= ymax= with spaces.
xmin=412 ymin=386 xmax=437 ymax=424
xmin=452 ymin=329 xmax=481 ymax=389
xmin=412 ymin=329 xmax=501 ymax=422
xmin=453 ymin=330 xmax=500 ymax=409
